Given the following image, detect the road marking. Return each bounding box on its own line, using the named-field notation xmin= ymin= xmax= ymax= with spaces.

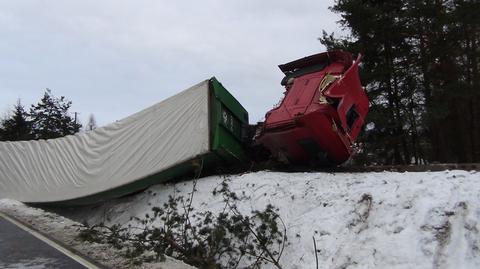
xmin=0 ymin=211 xmax=102 ymax=269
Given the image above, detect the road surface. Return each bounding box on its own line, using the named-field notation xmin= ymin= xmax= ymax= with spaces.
xmin=0 ymin=213 xmax=100 ymax=269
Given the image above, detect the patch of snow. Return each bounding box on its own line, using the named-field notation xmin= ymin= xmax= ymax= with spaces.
xmin=0 ymin=257 xmax=57 ymax=269
xmin=63 ymin=170 xmax=480 ymax=269
xmin=366 ymin=122 xmax=375 ymax=131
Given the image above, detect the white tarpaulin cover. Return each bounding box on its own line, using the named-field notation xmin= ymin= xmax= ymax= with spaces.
xmin=0 ymin=80 xmax=210 ymax=203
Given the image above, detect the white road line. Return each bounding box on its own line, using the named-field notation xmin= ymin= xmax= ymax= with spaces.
xmin=0 ymin=212 xmax=102 ymax=269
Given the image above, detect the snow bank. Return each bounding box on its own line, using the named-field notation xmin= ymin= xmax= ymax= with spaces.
xmin=58 ymin=170 xmax=480 ymax=268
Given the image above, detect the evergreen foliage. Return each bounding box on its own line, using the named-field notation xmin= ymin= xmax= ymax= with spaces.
xmin=29 ymin=89 xmax=82 ymax=140
xmin=0 ymin=100 xmax=33 ymax=141
xmin=321 ymin=0 xmax=480 ymax=164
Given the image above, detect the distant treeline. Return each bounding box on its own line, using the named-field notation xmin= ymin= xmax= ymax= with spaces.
xmin=0 ymin=89 xmax=81 ymax=141
xmin=321 ymin=0 xmax=479 ymax=164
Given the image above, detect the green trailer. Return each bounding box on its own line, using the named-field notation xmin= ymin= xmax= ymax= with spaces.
xmin=0 ymin=77 xmax=249 ymax=206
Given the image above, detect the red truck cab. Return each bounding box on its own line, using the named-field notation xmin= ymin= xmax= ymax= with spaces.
xmin=256 ymin=50 xmax=369 ymax=165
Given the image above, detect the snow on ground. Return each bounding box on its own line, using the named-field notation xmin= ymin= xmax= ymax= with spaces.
xmin=64 ymin=170 xmax=480 ymax=269
xmin=1 ymin=257 xmax=59 ymax=269
xmin=0 ymin=199 xmax=195 ymax=269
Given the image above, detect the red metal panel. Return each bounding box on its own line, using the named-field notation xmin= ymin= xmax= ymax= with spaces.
xmin=324 ymin=55 xmax=369 ymax=141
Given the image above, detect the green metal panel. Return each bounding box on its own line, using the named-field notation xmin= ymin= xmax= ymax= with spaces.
xmin=209 ymin=77 xmax=249 ymax=162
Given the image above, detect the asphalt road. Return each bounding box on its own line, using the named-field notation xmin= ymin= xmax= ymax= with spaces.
xmin=0 ymin=215 xmax=90 ymax=269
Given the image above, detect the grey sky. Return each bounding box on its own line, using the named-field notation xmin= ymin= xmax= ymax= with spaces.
xmin=0 ymin=0 xmax=341 ymax=126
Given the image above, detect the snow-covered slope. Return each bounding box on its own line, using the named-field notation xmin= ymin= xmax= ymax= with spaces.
xmin=68 ymin=170 xmax=480 ymax=269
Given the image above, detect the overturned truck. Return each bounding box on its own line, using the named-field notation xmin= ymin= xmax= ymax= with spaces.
xmin=0 ymin=50 xmax=368 ymax=205
xmin=0 ymin=78 xmax=249 ymax=205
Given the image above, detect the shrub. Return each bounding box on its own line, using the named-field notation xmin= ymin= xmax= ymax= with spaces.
xmin=78 ymin=178 xmax=287 ymax=268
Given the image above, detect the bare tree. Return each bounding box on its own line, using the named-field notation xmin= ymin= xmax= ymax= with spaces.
xmin=86 ymin=114 xmax=97 ymax=131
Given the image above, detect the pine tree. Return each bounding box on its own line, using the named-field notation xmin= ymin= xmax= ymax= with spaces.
xmin=29 ymin=89 xmax=82 ymax=140
xmin=320 ymin=0 xmax=479 ymax=164
xmin=0 ymin=100 xmax=33 ymax=141
xmin=320 ymin=0 xmax=420 ymax=164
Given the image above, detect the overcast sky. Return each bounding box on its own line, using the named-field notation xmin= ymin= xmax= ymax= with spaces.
xmin=0 ymin=0 xmax=342 ymax=126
